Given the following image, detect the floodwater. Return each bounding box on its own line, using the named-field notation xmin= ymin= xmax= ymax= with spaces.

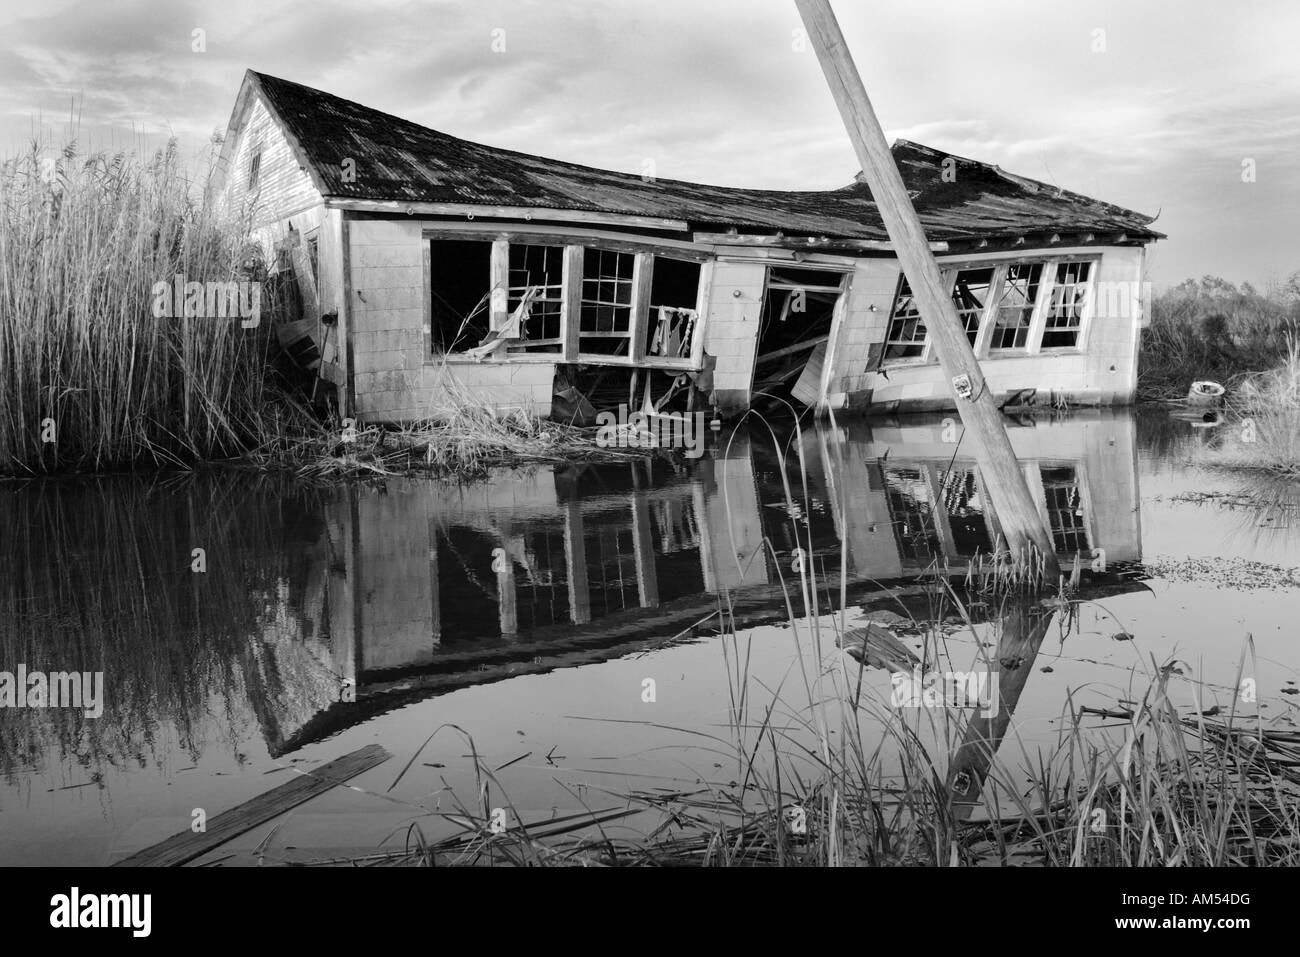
xmin=2 ymin=409 xmax=1298 ymax=865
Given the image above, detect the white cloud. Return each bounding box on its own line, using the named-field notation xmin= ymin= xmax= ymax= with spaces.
xmin=0 ymin=0 xmax=1295 ymax=285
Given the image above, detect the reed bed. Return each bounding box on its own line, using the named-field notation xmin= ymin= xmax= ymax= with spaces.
xmin=351 ymin=591 xmax=1299 ymax=868
xmin=1196 ymin=335 xmax=1300 ymax=475
xmin=0 ymin=141 xmax=654 ymax=478
xmin=0 ymin=472 xmax=339 ymax=780
xmin=1138 ymin=275 xmax=1298 ymax=402
xmin=0 ymin=140 xmax=285 ymax=473
xmin=961 ymin=541 xmax=1053 ymax=595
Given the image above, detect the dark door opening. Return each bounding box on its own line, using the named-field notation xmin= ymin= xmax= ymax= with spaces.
xmin=752 ymin=265 xmax=845 ymax=410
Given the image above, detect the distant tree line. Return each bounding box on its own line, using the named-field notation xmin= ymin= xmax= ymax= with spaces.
xmin=1139 ymin=272 xmax=1300 ymax=399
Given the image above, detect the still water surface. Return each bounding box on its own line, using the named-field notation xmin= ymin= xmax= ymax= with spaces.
xmin=2 ymin=410 xmax=1297 ymax=864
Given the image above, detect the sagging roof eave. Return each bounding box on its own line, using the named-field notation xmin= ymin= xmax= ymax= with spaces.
xmin=887 ymin=138 xmax=1163 ymax=230
xmin=325 ymin=193 xmax=1164 ymax=249
xmin=240 ymin=71 xmax=1163 ymax=246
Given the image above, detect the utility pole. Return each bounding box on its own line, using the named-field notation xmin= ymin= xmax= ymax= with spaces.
xmin=794 ymin=0 xmax=1059 ymax=576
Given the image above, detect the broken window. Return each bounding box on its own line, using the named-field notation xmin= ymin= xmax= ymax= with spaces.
xmin=1040 ymin=465 xmax=1089 ymax=553
xmin=767 ymin=265 xmax=845 ymax=292
xmin=506 ymin=243 xmax=564 ymax=354
xmin=248 ymin=150 xmax=262 ymax=191
xmin=950 ymin=267 xmax=994 ymax=345
xmin=579 ymin=248 xmax=635 ymax=357
xmin=989 ymin=262 xmax=1043 ymax=351
xmin=884 ymin=275 xmax=927 ymax=361
xmin=645 ymin=257 xmax=701 ymax=360
xmin=429 ymin=239 xmax=493 ymax=353
xmin=306 ymin=236 xmax=319 ymax=292
xmin=1041 ymin=261 xmax=1093 ymax=349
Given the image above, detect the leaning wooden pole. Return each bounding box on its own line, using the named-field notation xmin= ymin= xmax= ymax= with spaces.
xmin=794 ymin=0 xmax=1059 ymax=576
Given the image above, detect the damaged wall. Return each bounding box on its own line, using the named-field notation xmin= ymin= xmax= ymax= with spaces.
xmin=337 ymin=216 xmax=1149 ymax=422
xmin=831 ymin=245 xmax=1148 ymax=411
xmin=347 ymin=217 xmax=556 ymax=420
xmin=701 ymin=260 xmax=767 ymax=413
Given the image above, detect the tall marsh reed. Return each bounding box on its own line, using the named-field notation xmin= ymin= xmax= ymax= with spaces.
xmin=1198 ymin=335 xmax=1300 ymax=475
xmin=0 ymin=140 xmax=278 ymax=473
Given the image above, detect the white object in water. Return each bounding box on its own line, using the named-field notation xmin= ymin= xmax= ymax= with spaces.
xmin=1187 ymin=380 xmax=1226 ymax=406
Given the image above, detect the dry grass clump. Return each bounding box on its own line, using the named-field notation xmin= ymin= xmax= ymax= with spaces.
xmin=1197 ymin=336 xmax=1300 ymax=475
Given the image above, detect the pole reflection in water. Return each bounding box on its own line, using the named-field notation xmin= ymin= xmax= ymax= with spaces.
xmin=0 ymin=411 xmax=1143 ymax=814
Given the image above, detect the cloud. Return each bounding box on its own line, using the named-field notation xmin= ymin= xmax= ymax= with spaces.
xmin=0 ymin=0 xmax=1294 ymax=285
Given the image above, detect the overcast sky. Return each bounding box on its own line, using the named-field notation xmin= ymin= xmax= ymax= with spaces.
xmin=2 ymin=0 xmax=1295 ymax=289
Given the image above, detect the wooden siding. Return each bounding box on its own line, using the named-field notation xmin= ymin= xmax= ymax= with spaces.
xmin=221 ymin=94 xmax=322 ymax=229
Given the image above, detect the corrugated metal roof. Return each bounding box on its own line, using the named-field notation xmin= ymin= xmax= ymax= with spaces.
xmin=249 ymin=71 xmax=1163 ymax=243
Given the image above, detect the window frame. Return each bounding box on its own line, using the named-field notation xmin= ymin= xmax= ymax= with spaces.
xmin=576 ymin=246 xmax=638 ymax=361
xmin=424 ymin=229 xmax=709 ymax=369
xmin=1036 ymin=260 xmax=1098 ymax=353
xmin=878 ymin=255 xmax=1102 ymax=366
xmin=247 ymin=149 xmax=262 ymax=191
xmin=881 ymin=274 xmax=929 ymax=364
xmin=986 ymin=262 xmax=1046 ymax=355
xmin=504 ymin=241 xmax=566 ymax=355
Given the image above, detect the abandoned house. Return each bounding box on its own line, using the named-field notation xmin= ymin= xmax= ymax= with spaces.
xmin=211 ymin=70 xmax=1164 ymax=422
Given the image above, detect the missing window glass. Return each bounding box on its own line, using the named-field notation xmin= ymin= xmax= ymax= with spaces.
xmin=1041 ymin=261 xmax=1093 ymax=348
xmin=990 ymin=262 xmax=1043 ymax=351
xmin=429 ymin=239 xmax=492 ymax=353
xmin=884 ymin=275 xmax=926 ymax=360
xmin=645 ymin=257 xmax=700 ymax=360
xmin=951 ymin=267 xmax=994 ymax=345
xmin=506 ymin=243 xmax=564 ymax=354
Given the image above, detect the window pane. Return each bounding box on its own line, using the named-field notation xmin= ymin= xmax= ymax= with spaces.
xmin=579 ymin=248 xmax=635 ymax=356
xmin=429 ymin=239 xmax=492 ymax=353
xmin=950 ymin=267 xmax=994 ymax=345
xmin=1041 ymin=261 xmax=1093 ymax=349
xmin=990 ymin=263 xmax=1043 ymax=351
xmin=884 ymin=275 xmax=926 ymax=360
xmin=506 ymin=243 xmax=564 ymax=354
xmin=646 ymin=258 xmax=701 ymax=359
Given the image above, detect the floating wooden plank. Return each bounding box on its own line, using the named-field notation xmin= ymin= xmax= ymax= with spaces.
xmin=790 ymin=340 xmax=828 ymax=407
xmin=837 ymin=621 xmax=919 ymax=673
xmin=795 ymin=0 xmax=1059 ymax=577
xmin=113 ymin=744 xmax=391 ymax=867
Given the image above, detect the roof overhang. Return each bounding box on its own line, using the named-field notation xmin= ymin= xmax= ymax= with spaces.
xmin=324 ymin=197 xmax=690 ymax=232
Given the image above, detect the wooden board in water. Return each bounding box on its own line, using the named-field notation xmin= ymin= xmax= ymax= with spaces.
xmin=112 ymin=744 xmax=391 ymax=867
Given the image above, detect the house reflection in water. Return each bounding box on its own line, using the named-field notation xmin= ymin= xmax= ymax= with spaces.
xmin=279 ymin=412 xmax=1143 ymax=754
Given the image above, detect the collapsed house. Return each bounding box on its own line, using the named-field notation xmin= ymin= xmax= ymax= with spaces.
xmin=211 ymin=70 xmax=1163 ymax=421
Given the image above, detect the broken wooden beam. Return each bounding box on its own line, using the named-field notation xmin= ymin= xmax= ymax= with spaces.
xmin=794 ymin=0 xmax=1060 ymax=577
xmin=288 ymin=237 xmax=320 ymax=322
xmin=754 ymin=334 xmax=830 ymax=366
xmin=112 ymin=744 xmax=391 ymax=867
xmin=693 ymin=231 xmax=949 ymax=253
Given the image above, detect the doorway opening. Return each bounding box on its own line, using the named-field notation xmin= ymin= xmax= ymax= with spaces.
xmin=752 ymin=265 xmax=845 ymax=410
